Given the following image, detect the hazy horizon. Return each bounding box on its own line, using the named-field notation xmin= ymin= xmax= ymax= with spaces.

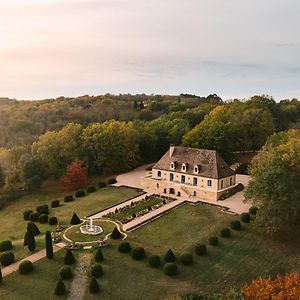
xmin=1 ymin=0 xmax=299 ymax=100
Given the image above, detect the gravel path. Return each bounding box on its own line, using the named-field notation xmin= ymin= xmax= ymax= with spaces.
xmin=68 ymin=253 xmax=92 ymax=300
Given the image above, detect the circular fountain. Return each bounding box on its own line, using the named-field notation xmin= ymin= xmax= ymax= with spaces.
xmin=80 ymin=218 xmax=103 ymax=235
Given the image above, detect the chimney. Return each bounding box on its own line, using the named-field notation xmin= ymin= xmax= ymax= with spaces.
xmin=169 ymin=145 xmax=175 ymax=157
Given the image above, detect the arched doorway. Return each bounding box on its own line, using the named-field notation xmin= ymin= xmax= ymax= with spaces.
xmin=169 ymin=188 xmax=175 ymax=194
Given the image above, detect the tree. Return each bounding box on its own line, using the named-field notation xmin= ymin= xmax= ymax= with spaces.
xmin=27 ymin=230 xmax=36 ymax=252
xmin=21 ymin=157 xmax=46 ymax=190
xmin=45 ymin=231 xmax=53 ymax=259
xmin=61 ymin=160 xmax=88 ymax=190
xmin=70 ymin=213 xmax=81 ymax=225
xmin=245 ymin=130 xmax=300 ymax=234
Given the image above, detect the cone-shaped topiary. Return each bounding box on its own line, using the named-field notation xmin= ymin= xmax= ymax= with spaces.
xmin=27 ymin=230 xmax=36 ymax=252
xmin=59 ymin=266 xmax=73 ymax=280
xmin=54 ymin=278 xmax=66 ymax=295
xmin=118 ymin=241 xmax=131 ymax=253
xmin=90 ymin=263 xmax=103 ymax=278
xmin=89 ymin=277 xmax=100 ymax=294
xmin=147 ymin=255 xmax=161 ymax=268
xmin=110 ymin=227 xmax=122 ymax=239
xmin=27 ymin=222 xmax=40 ymax=236
xmin=64 ymin=250 xmax=75 ymax=265
xmin=45 ymin=231 xmax=53 ymax=259
xmin=95 ymin=248 xmax=104 ymax=262
xmin=70 ymin=213 xmax=81 ymax=225
xmin=164 ymin=249 xmax=176 ymax=262
xmin=163 ymin=263 xmax=178 ymax=276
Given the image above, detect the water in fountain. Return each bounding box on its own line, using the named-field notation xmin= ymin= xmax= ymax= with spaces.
xmin=80 ymin=218 xmax=103 ymax=235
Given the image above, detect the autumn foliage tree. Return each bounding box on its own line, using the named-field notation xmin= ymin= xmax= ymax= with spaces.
xmin=242 ymin=272 xmax=300 ymax=299
xmin=61 ymin=160 xmax=88 ymax=191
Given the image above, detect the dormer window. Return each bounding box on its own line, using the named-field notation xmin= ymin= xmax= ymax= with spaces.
xmin=170 ymin=162 xmax=176 ymax=170
xmin=194 ymin=165 xmax=200 ymax=174
xmin=181 ymin=163 xmax=187 ymax=172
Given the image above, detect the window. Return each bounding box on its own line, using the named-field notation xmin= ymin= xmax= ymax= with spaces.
xmin=182 ymin=163 xmax=186 ymax=172
xmin=181 ymin=175 xmax=185 ymax=183
xmin=170 ymin=162 xmax=175 ymax=170
xmin=193 ymin=177 xmax=198 ymax=186
xmin=230 ymin=177 xmax=232 ymax=186
xmin=157 ymin=171 xmax=161 ymax=177
xmin=193 ymin=191 xmax=197 ymax=197
xmin=221 ymin=180 xmax=224 ymax=189
xmin=194 ymin=166 xmax=199 ymax=173
xmin=170 ymin=173 xmax=174 ymax=182
xmin=207 ymin=180 xmax=212 ymax=187
xmin=156 ymin=183 xmax=159 ymax=188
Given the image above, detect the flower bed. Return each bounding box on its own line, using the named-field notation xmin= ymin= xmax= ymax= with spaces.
xmin=103 ymin=195 xmax=175 ymax=224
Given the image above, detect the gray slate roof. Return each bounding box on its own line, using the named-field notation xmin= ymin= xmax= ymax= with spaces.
xmin=153 ymin=146 xmax=235 ymax=179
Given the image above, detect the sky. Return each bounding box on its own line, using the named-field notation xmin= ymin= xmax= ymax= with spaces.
xmin=0 ymin=0 xmax=299 ymax=100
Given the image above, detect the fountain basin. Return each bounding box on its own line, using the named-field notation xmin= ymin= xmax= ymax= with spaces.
xmin=80 ymin=225 xmax=103 ymax=235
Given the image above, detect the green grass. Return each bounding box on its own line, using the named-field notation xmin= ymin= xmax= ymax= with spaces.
xmin=0 ymin=186 xmax=142 ymax=242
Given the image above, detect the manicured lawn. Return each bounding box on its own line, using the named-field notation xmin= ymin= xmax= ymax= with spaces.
xmin=0 ymin=186 xmax=142 ymax=242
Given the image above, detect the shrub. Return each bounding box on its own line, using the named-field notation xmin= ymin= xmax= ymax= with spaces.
xmin=132 ymin=247 xmax=145 ymax=260
xmin=164 ymin=249 xmax=176 ymax=262
xmin=163 ymin=263 xmax=178 ymax=276
xmin=230 ymin=220 xmax=241 ymax=230
xmin=36 ymin=205 xmax=49 ymax=215
xmin=241 ymin=212 xmax=251 ymax=223
xmin=54 ymin=278 xmax=66 ymax=295
xmin=108 ymin=178 xmax=117 ymax=185
xmin=98 ymin=182 xmax=106 ymax=188
xmin=59 ymin=266 xmax=73 ymax=280
xmin=90 ymin=263 xmax=103 ymax=278
xmin=27 ymin=230 xmax=36 ymax=252
xmin=27 ymin=222 xmax=40 ymax=236
xmin=70 ymin=213 xmax=81 ymax=225
xmin=180 ymin=253 xmax=193 ymax=265
xmin=51 ymin=200 xmax=60 ymax=208
xmin=235 ymin=163 xmax=249 ymax=175
xmin=147 ymin=255 xmax=161 ymax=268
xmin=249 ymin=206 xmax=258 ymax=216
xmin=87 ymin=186 xmax=96 ymax=193
xmin=110 ymin=227 xmax=122 ymax=239
xmin=45 ymin=231 xmax=53 ymax=259
xmin=23 ymin=232 xmax=28 ymax=246
xmin=75 ymin=190 xmax=85 ymax=198
xmin=23 ymin=210 xmax=33 ymax=221
xmin=29 ymin=212 xmax=40 ymax=222
xmin=220 ymin=228 xmax=231 ymax=238
xmin=38 ymin=214 xmax=49 ymax=224
xmin=89 ymin=277 xmax=100 ymax=294
xmin=49 ymin=216 xmax=58 ymax=225
xmin=0 ymin=240 xmax=13 ymax=252
xmin=95 ymin=248 xmax=104 ymax=262
xmin=195 ymin=244 xmax=207 ymax=256
xmin=19 ymin=260 xmax=33 ymax=274
xmin=118 ymin=241 xmax=131 ymax=253
xmin=64 ymin=250 xmax=75 ymax=265
xmin=209 ymin=236 xmax=219 ymax=246
xmin=64 ymin=195 xmax=74 ymax=202
xmin=0 ymin=251 xmax=15 ymax=266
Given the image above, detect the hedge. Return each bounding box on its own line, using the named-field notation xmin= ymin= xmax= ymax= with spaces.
xmin=87 ymin=186 xmax=96 ymax=193
xmin=0 ymin=240 xmax=13 ymax=252
xmin=164 ymin=249 xmax=176 ymax=262
xmin=90 ymin=263 xmax=103 ymax=278
xmin=49 ymin=216 xmax=58 ymax=225
xmin=38 ymin=214 xmax=49 ymax=224
xmin=118 ymin=241 xmax=131 ymax=253
xmin=241 ymin=212 xmax=251 ymax=223
xmin=132 ymin=247 xmax=145 ymax=260
xmin=180 ymin=253 xmax=193 ymax=266
xmin=51 ymin=200 xmax=60 ymax=208
xmin=59 ymin=266 xmax=73 ymax=280
xmin=19 ymin=260 xmax=33 ymax=274
xmin=230 ymin=220 xmax=241 ymax=230
xmin=64 ymin=195 xmax=74 ymax=202
xmin=23 ymin=210 xmax=33 ymax=221
xmin=163 ymin=263 xmax=178 ymax=276
xmin=108 ymin=178 xmax=117 ymax=185
xmin=147 ymin=255 xmax=161 ymax=268
xmin=195 ymin=244 xmax=207 ymax=256
xmin=0 ymin=251 xmax=15 ymax=266
xmin=208 ymin=236 xmax=219 ymax=246
xmin=29 ymin=212 xmax=40 ymax=222
xmin=220 ymin=228 xmax=231 ymax=238
xmin=75 ymin=190 xmax=85 ymax=198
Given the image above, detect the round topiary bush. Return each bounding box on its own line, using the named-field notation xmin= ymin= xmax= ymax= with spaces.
xmin=38 ymin=214 xmax=49 ymax=224
xmin=75 ymin=190 xmax=85 ymax=198
xmin=29 ymin=212 xmax=40 ymax=222
xmin=208 ymin=236 xmax=219 ymax=246
xmin=0 ymin=240 xmax=13 ymax=252
xmin=48 ymin=216 xmax=58 ymax=225
xmin=220 ymin=228 xmax=231 ymax=238
xmin=249 ymin=206 xmax=258 ymax=216
xmin=51 ymin=200 xmax=60 ymax=208
xmin=180 ymin=253 xmax=193 ymax=266
xmin=64 ymin=250 xmax=76 ymax=265
xmin=0 ymin=251 xmax=15 ymax=266
xmin=163 ymin=263 xmax=178 ymax=276
xmin=64 ymin=195 xmax=74 ymax=202
xmin=118 ymin=241 xmax=131 ymax=253
xmin=90 ymin=263 xmax=103 ymax=278
xmin=241 ymin=212 xmax=251 ymax=223
xmin=59 ymin=266 xmax=73 ymax=280
xmin=87 ymin=186 xmax=96 ymax=193
xmin=23 ymin=210 xmax=33 ymax=221
xmin=132 ymin=247 xmax=146 ymax=260
xmin=110 ymin=227 xmax=122 ymax=239
xmin=195 ymin=243 xmax=207 ymax=256
xmin=108 ymin=178 xmax=117 ymax=185
xmin=230 ymin=220 xmax=241 ymax=230
xmin=36 ymin=205 xmax=49 ymax=215
xmin=54 ymin=278 xmax=66 ymax=295
xmin=147 ymin=254 xmax=161 ymax=268
xmin=19 ymin=260 xmax=33 ymax=274
xmin=89 ymin=277 xmax=100 ymax=294
xmin=98 ymin=182 xmax=106 ymax=188
xmin=164 ymin=249 xmax=176 ymax=262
